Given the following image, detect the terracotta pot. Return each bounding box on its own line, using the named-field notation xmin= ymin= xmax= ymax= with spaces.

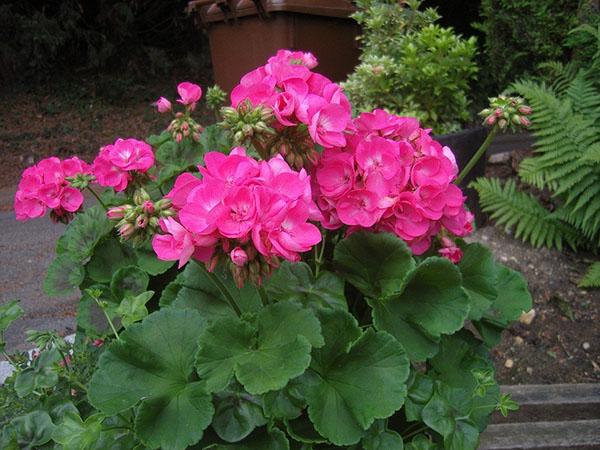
xmin=188 ymin=0 xmax=360 ymax=92
xmin=434 ymin=127 xmax=488 ymax=224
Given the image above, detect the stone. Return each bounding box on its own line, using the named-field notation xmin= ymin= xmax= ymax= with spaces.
xmin=519 ymin=309 xmax=536 ymax=325
xmin=505 ymin=359 xmax=515 ymax=369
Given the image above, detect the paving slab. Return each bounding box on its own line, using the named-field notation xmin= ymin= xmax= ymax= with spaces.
xmin=0 ymin=190 xmax=77 ymax=353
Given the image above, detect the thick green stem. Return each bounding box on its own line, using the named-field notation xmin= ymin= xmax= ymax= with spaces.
xmin=455 ymin=125 xmax=499 ymax=185
xmin=87 ymin=186 xmax=108 ymax=210
xmin=198 ymin=262 xmax=242 ymax=317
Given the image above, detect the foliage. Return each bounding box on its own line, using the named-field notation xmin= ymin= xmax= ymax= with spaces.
xmin=579 ymin=262 xmax=600 ymax=288
xmin=343 ymin=0 xmax=478 ymax=134
xmin=0 ymin=0 xmax=208 ymax=84
xmin=475 ymin=0 xmax=581 ymax=92
xmin=1 ymin=54 xmax=532 ymax=449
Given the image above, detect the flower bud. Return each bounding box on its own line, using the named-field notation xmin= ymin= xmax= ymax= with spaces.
xmin=136 ymin=215 xmax=149 ymax=229
xmin=230 ymin=247 xmax=249 ymax=267
xmin=155 ymin=97 xmax=172 ymax=113
xmin=107 ymin=206 xmax=127 ymax=220
xmin=133 ymin=189 xmax=151 ymax=205
xmin=519 ymin=116 xmax=531 ymax=127
xmin=119 ymin=223 xmax=135 ymax=239
xmin=142 ymin=200 xmax=155 ymax=214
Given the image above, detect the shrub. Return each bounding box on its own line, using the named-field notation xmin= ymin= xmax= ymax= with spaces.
xmin=0 ymin=51 xmax=531 ymax=449
xmin=475 ymin=0 xmax=580 ymax=92
xmin=343 ymin=0 xmax=478 ymax=134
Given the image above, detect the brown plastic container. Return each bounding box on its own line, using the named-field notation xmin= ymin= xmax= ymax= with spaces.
xmin=188 ymin=0 xmax=360 ymax=92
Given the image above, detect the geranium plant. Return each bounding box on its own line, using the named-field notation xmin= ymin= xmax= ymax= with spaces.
xmin=1 ymin=50 xmax=531 ymax=450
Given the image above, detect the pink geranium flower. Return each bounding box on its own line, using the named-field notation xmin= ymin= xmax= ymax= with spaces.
xmin=177 ymin=82 xmax=202 ymax=106
xmin=93 ymin=138 xmax=154 ymax=192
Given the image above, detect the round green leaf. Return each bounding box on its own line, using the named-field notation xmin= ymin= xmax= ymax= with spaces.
xmin=44 ymin=254 xmax=85 ymax=297
xmin=212 ymin=386 xmax=267 ymax=443
xmin=458 ymin=244 xmax=498 ymax=320
xmin=0 ymin=300 xmax=24 ymax=333
xmin=196 ymin=302 xmax=321 ymax=395
xmin=88 ymin=309 xmax=214 ymax=450
xmin=204 ymin=427 xmax=289 ymax=450
xmin=51 ymin=411 xmax=103 ymax=450
xmin=135 ymin=244 xmax=175 ymax=276
xmin=303 ymin=309 xmax=410 ymax=446
xmin=266 ymin=262 xmax=347 ymax=311
xmin=333 ymin=232 xmax=415 ymax=298
xmin=371 ymin=257 xmax=471 ymax=361
xmin=86 ymin=237 xmax=135 ymax=283
xmin=110 ymin=266 xmax=149 ymax=300
xmin=9 ymin=411 xmax=55 ymax=449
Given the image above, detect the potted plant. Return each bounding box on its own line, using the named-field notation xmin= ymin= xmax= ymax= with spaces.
xmin=1 ymin=50 xmax=531 ymax=449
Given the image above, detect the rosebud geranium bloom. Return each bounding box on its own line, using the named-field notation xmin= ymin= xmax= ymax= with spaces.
xmin=93 ymin=138 xmax=154 ymax=192
xmin=313 ymin=109 xmax=473 ymax=254
xmin=153 ymin=147 xmax=321 ymax=278
xmin=155 ymin=96 xmax=172 ymax=113
xmin=230 ymin=50 xmax=352 ymax=149
xmin=14 ymin=156 xmax=91 ymax=221
xmin=177 ymin=82 xmax=202 ymax=108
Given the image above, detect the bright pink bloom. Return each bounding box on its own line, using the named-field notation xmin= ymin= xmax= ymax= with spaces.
xmin=308 ymin=103 xmax=350 ymax=148
xmin=152 ymin=217 xmax=208 ymax=268
xmin=93 ymin=138 xmax=154 ymax=192
xmin=14 ymin=156 xmax=91 ymax=221
xmin=155 ymin=97 xmax=172 ymax=113
xmin=230 ymin=247 xmax=249 ymax=266
xmin=439 ymin=246 xmax=463 ymax=263
xmin=167 ymin=173 xmax=202 ymax=209
xmin=337 ymin=190 xmax=383 ymax=228
xmin=177 ymin=82 xmax=202 ymax=106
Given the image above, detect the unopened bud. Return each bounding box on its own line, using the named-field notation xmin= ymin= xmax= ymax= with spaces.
xmin=519 ymin=116 xmax=531 ymax=127
xmin=142 ymin=200 xmax=155 ymax=214
xmin=107 ymin=206 xmax=127 ymax=220
xmin=136 ymin=215 xmax=149 ymax=229
xmin=119 ymin=223 xmax=135 ymax=239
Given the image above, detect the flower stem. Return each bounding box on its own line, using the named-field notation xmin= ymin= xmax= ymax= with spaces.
xmin=92 ymin=297 xmax=121 ymax=341
xmin=455 ymin=125 xmax=499 ymax=185
xmin=198 ymin=262 xmax=243 ymax=317
xmin=87 ymin=186 xmax=108 ymax=210
xmin=314 ymin=233 xmax=327 ymax=278
xmin=258 ymin=286 xmax=270 ymax=306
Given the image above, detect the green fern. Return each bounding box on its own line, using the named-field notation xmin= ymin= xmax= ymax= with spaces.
xmin=470 ymin=178 xmax=581 ymax=251
xmin=579 ymin=261 xmax=600 ymax=288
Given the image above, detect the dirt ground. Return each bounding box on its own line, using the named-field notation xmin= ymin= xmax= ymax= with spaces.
xmin=0 ymin=81 xmax=598 ymax=384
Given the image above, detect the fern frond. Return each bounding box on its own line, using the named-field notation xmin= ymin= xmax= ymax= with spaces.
xmin=579 ymin=261 xmax=600 ymax=288
xmin=566 ymin=71 xmax=600 ymax=122
xmin=470 ymin=178 xmax=581 ymax=251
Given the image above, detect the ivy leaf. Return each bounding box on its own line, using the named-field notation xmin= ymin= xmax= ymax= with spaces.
xmin=44 ymin=254 xmax=85 ymax=297
xmin=473 ymin=264 xmax=532 ymax=347
xmin=204 ymin=427 xmax=289 ymax=450
xmin=211 ymin=384 xmax=267 ymax=443
xmin=370 ymin=257 xmax=471 ymax=361
xmin=110 ymin=266 xmax=149 ymax=299
xmin=457 ymin=243 xmax=498 ymax=320
xmin=51 ymin=411 xmax=104 ymax=450
xmin=196 ymin=302 xmax=321 ymax=395
xmin=302 ymin=309 xmax=410 ymax=446
xmin=333 ymin=232 xmax=415 ymax=298
xmin=266 ymin=262 xmax=347 ymax=311
xmin=115 ymin=291 xmax=154 ymax=327
xmin=88 ymin=309 xmax=214 ymax=450
xmin=8 ymin=411 xmax=55 ymax=449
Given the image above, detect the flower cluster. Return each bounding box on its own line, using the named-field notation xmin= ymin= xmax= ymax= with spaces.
xmin=313 ymin=109 xmax=473 ymax=254
xmin=93 ymin=138 xmax=154 ymax=192
xmin=228 ymin=49 xmax=353 ymax=151
xmin=14 ymin=157 xmax=91 ymax=222
xmin=152 ymin=147 xmax=321 ymax=285
xmin=156 ymin=82 xmax=204 ymax=143
xmin=479 ymin=95 xmax=532 ymax=131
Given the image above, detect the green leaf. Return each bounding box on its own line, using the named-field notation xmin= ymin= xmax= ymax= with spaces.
xmin=88 ymin=309 xmax=214 ymax=450
xmin=62 ymin=205 xmax=114 ymax=261
xmin=362 ymin=420 xmax=404 ymax=450
xmin=199 ymin=124 xmax=232 ymax=154
xmin=14 ymin=349 xmax=61 ymax=397
xmin=302 ymin=309 xmax=410 ymax=446
xmin=168 ymin=263 xmax=260 ymax=319
xmin=212 ymin=385 xmax=267 ymax=443
xmin=8 ymin=411 xmax=55 ymax=449
xmin=76 ymin=285 xmax=113 ymax=337
xmin=473 ymin=264 xmax=532 ymax=347
xmin=370 ymin=257 xmax=470 ymax=361
xmin=406 ymin=434 xmax=440 ymax=450
xmin=262 ymin=378 xmax=306 ymax=421
xmin=147 ymin=131 xmax=172 ymax=147
xmin=422 ymin=383 xmax=479 ymax=450
xmin=333 ymin=232 xmax=415 ymax=298
xmin=44 ymin=254 xmax=85 ymax=296
xmin=0 ymin=300 xmax=24 ymax=344
xmin=196 ymin=302 xmax=321 ymax=395
xmin=86 ymin=237 xmax=135 ymax=283
xmin=51 ymin=411 xmax=103 ymax=450
xmin=404 ymin=372 xmax=434 ymax=422
xmin=115 ymin=291 xmax=154 ymax=327
xmin=204 ymin=427 xmax=289 ymax=450
xmin=285 ymin=415 xmax=327 ymax=444
xmin=135 ymin=244 xmax=175 ymax=275
xmin=266 ymin=262 xmax=347 ymax=311
xmin=457 ymin=244 xmax=498 ymax=320
xmin=110 ymin=266 xmax=150 ymax=299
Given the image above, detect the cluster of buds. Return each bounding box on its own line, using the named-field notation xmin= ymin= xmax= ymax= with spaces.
xmin=271 ymin=125 xmax=319 ymax=170
xmin=205 ymin=85 xmax=227 ymax=112
xmin=167 ymin=113 xmax=203 ymax=143
xmin=222 ymin=245 xmax=278 ymax=288
xmin=107 ymin=188 xmax=175 ymax=246
xmin=480 ymin=96 xmax=532 ymax=132
xmin=220 ymin=100 xmax=275 ymax=148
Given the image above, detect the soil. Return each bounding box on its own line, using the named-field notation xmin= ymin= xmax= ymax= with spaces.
xmin=0 ymin=80 xmax=598 ymax=384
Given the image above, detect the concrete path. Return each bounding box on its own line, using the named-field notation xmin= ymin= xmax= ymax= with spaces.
xmin=0 ymin=189 xmax=77 ymax=353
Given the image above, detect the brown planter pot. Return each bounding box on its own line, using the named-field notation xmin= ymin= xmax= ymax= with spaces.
xmin=188 ymin=0 xmax=360 ymax=92
xmin=434 ymin=127 xmax=488 ymax=225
